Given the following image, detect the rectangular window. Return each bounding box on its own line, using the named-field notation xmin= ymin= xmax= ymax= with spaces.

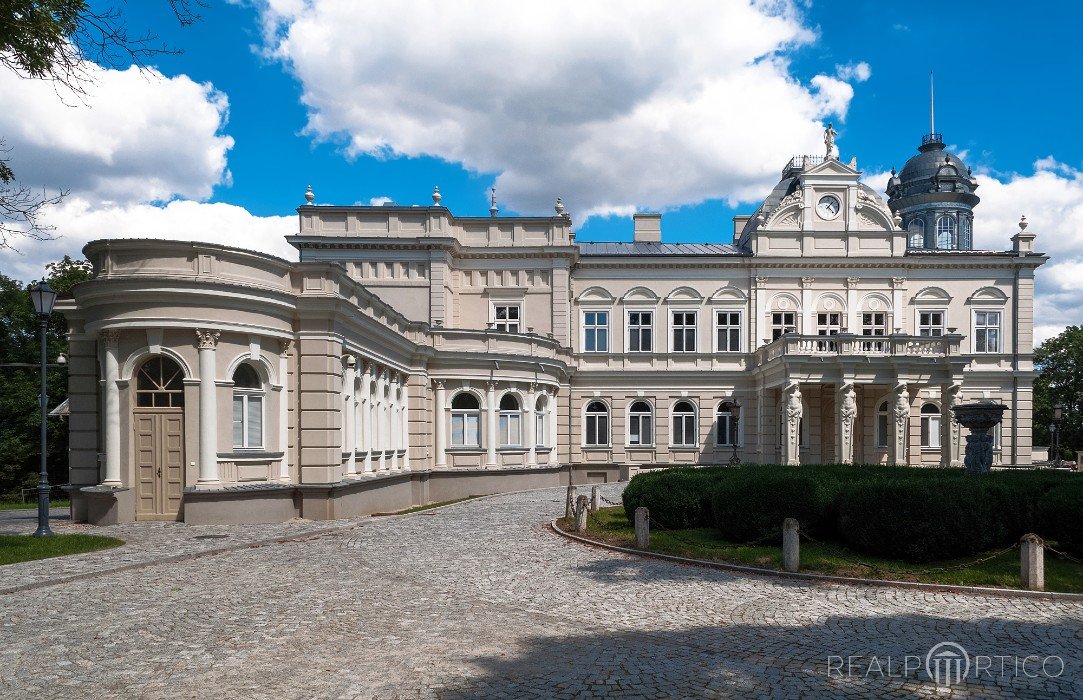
xmin=499 ymin=413 xmax=521 ymax=447
xmin=585 ymin=414 xmax=609 ymax=446
xmin=233 ymin=394 xmax=263 ymax=449
xmin=715 ymin=311 xmax=741 ymax=352
xmin=860 ymin=312 xmax=887 ymax=351
xmin=816 ymin=312 xmax=842 ymax=350
xmin=628 ymin=414 xmax=653 ymax=445
xmin=451 ymin=413 xmax=480 ymax=447
xmin=627 ymin=311 xmax=653 ymax=352
xmin=536 ymin=412 xmax=546 ymax=447
xmin=974 ymin=311 xmax=1001 ymax=353
xmin=716 ymin=413 xmax=738 ymax=446
xmin=672 ymin=416 xmax=697 ymax=446
xmin=672 ymin=311 xmax=697 ymax=352
xmin=493 ymin=304 xmax=521 ymax=333
xmin=771 ymin=311 xmax=797 ymax=340
xmin=921 ymin=414 xmax=942 ymax=448
xmin=919 ymin=310 xmax=945 ymax=337
xmin=583 ymin=311 xmax=609 ymax=352
xmin=876 ymin=411 xmax=888 ymax=448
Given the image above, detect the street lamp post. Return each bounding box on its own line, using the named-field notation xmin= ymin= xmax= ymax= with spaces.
xmin=1052 ymin=403 xmax=1067 ymax=469
xmin=29 ymin=281 xmax=58 ymax=537
xmin=725 ymin=400 xmax=742 ymax=466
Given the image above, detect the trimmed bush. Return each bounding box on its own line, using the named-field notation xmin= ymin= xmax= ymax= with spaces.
xmin=621 ymin=467 xmax=730 ymax=529
xmin=1039 ymin=481 xmax=1083 ymax=555
xmin=712 ymin=470 xmax=840 ymax=542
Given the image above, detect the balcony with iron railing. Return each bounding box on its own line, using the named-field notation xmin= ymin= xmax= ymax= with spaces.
xmin=754 ymin=332 xmax=962 ymax=367
xmin=781 ymin=154 xmax=827 ymax=177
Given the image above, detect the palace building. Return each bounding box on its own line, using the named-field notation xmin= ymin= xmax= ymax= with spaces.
xmin=60 ymin=130 xmax=1046 ymax=524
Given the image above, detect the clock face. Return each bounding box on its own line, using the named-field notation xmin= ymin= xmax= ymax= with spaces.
xmin=816 ymin=194 xmax=841 ymax=220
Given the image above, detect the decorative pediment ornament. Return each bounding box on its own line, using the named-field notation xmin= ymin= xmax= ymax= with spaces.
xmin=777 ymin=190 xmax=803 ymax=209
xmin=857 ymin=212 xmax=879 ymax=229
xmin=775 ymin=212 xmax=800 ymax=229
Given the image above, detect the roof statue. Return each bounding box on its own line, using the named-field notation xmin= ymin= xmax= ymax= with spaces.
xmin=824 ymin=122 xmax=838 ymax=160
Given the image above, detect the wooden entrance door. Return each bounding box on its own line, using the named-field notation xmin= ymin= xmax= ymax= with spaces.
xmin=134 ymin=410 xmax=184 ymax=519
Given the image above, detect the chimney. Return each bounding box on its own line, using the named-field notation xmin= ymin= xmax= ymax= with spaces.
xmin=633 ymin=213 xmax=661 ymax=243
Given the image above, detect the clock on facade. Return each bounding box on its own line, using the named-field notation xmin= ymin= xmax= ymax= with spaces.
xmin=816 ymin=194 xmax=841 ymax=220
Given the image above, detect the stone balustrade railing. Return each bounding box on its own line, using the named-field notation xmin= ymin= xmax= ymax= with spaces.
xmin=754 ymin=333 xmax=962 ymax=366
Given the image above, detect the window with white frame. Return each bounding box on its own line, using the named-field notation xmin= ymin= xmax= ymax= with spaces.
xmin=908 ymin=219 xmax=925 ymax=248
xmin=920 ymin=403 xmax=941 ymax=448
xmin=816 ymin=312 xmax=842 ymax=350
xmin=860 ymin=311 xmax=887 ymax=351
xmin=771 ymin=311 xmax=797 ymax=340
xmin=671 ymin=311 xmax=697 ymax=352
xmin=628 ymin=400 xmax=653 ymax=446
xmin=498 ymin=394 xmax=522 ymax=447
xmin=583 ymin=311 xmax=609 ymax=352
xmin=876 ymin=400 xmax=889 ymax=448
xmin=535 ymin=396 xmax=547 ymax=447
xmin=918 ymin=310 xmax=945 ymax=337
xmin=936 ymin=215 xmax=956 ymax=249
xmin=493 ymin=304 xmax=521 ymax=332
xmin=716 ymin=403 xmax=738 ymax=446
xmin=974 ymin=311 xmax=1001 ymax=353
xmin=584 ymin=401 xmax=609 ymax=446
xmin=627 ymin=310 xmax=653 ymax=352
xmin=671 ymin=400 xmax=697 ymax=447
xmin=232 ymin=363 xmax=263 ymax=449
xmin=715 ymin=311 xmax=741 ymax=352
xmin=961 ymin=217 xmax=972 ymax=249
xmin=451 ymin=393 xmax=481 ymax=447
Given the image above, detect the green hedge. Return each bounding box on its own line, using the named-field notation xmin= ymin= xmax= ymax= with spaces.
xmin=621 ymin=464 xmax=1079 ymax=563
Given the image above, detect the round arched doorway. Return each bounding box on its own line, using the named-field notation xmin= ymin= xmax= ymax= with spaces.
xmin=133 ymin=356 xmax=186 ymax=520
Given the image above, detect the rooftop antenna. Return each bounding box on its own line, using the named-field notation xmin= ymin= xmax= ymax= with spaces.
xmin=929 ymin=70 xmax=935 ymax=136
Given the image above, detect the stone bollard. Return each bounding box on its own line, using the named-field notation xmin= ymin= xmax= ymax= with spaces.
xmin=565 ymin=484 xmax=577 ymax=519
xmin=574 ymin=495 xmax=590 ymax=532
xmin=591 ymin=486 xmax=601 ymax=512
xmin=634 ymin=507 xmax=649 ymax=548
xmin=1020 ymin=533 xmax=1045 ymax=591
xmin=782 ymin=518 xmax=800 ymax=573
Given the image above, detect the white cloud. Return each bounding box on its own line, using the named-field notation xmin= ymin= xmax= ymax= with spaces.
xmin=367 ymin=196 xmax=393 ymax=206
xmin=835 ymin=61 xmax=871 ymax=83
xmin=2 ymin=198 xmax=296 ymax=282
xmin=0 ymin=64 xmax=233 ymax=204
xmin=863 ymin=160 xmax=1083 ymax=344
xmin=257 ymin=0 xmax=866 ymax=218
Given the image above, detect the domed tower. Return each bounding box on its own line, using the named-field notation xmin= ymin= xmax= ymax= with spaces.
xmin=886 ymin=131 xmax=979 ymax=251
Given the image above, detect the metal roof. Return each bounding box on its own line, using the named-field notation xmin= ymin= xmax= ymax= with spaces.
xmin=576 ymin=242 xmax=743 ymax=256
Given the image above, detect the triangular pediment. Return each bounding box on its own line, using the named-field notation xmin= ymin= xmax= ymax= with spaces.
xmin=804 ymin=157 xmax=860 ymax=177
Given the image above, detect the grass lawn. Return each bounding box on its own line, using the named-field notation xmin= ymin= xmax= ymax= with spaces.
xmin=565 ymin=507 xmax=1083 ymax=594
xmin=0 ymin=500 xmax=70 ymax=511
xmin=0 ymin=534 xmax=123 ymax=566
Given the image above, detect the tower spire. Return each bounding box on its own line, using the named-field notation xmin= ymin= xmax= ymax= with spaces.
xmin=929 ymin=70 xmax=935 ymax=137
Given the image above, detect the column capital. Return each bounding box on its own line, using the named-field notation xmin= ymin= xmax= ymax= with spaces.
xmin=754 ymin=276 xmax=770 ymax=288
xmin=799 ymin=276 xmax=815 ymax=288
xmin=432 ymin=378 xmax=445 ymax=390
xmin=890 ymin=276 xmax=907 ymax=288
xmin=844 ymin=276 xmax=860 ymax=288
xmin=99 ymin=329 xmax=121 ymax=346
xmin=278 ymin=338 xmax=294 ymax=356
xmin=196 ymin=328 xmax=221 ymax=349
xmin=487 ymin=380 xmax=498 ymax=391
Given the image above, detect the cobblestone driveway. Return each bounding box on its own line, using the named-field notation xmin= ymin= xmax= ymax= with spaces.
xmin=1 ymin=485 xmax=1081 ymax=699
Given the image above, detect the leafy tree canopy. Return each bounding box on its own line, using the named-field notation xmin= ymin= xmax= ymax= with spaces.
xmin=1034 ymin=325 xmax=1083 ymax=459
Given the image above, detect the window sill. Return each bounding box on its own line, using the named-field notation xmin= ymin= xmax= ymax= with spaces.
xmin=498 ymin=447 xmax=529 ymax=454
xmin=447 ymin=447 xmax=484 ymax=453
xmin=218 ymin=451 xmax=283 ymax=461
xmin=581 ymin=445 xmax=612 ymax=451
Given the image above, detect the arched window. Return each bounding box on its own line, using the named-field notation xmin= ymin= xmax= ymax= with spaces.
xmin=584 ymin=401 xmax=609 ymax=446
xmin=876 ymin=400 xmax=889 ymax=448
xmin=451 ymin=393 xmax=481 ymax=447
xmin=936 ymin=215 xmax=956 ymax=249
xmin=136 ymin=356 xmax=184 ymax=407
xmin=498 ymin=394 xmax=521 ymax=447
xmin=716 ymin=402 xmax=738 ymax=446
xmin=535 ymin=395 xmax=547 ymax=448
xmin=960 ymin=216 xmax=972 ymax=249
xmin=671 ymin=400 xmax=697 ymax=447
xmin=629 ymin=400 xmax=653 ymax=446
xmin=920 ymin=403 xmax=941 ymax=448
xmin=907 ymin=219 xmax=925 ymax=248
xmin=232 ymin=363 xmax=263 ymax=449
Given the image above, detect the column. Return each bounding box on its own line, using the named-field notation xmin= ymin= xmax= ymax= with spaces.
xmin=548 ymin=390 xmax=558 ymax=465
xmin=800 ymin=277 xmax=814 ymax=335
xmin=837 ymin=381 xmax=857 ymax=465
xmin=890 ymin=381 xmax=910 ymax=466
xmin=891 ymin=278 xmax=906 ymax=333
xmin=526 ymin=384 xmax=538 ymax=467
xmin=783 ymin=382 xmax=802 ymax=466
xmin=486 ymin=381 xmax=498 ymax=467
xmin=754 ymin=276 xmax=768 ymax=346
xmin=196 ymin=329 xmax=221 ymax=484
xmin=401 ymin=374 xmax=411 ymax=470
xmin=434 ymin=380 xmax=447 ymax=468
xmin=376 ymin=368 xmax=387 ymax=470
xmin=942 ymin=383 xmax=962 ymax=468
xmin=361 ymin=362 xmax=373 ymax=473
xmin=389 ymin=372 xmax=400 ymax=470
xmin=278 ymin=340 xmax=292 ymax=481
xmin=343 ymin=356 xmax=357 ymax=477
xmin=100 ymin=330 xmax=122 ymax=486
xmin=845 ymin=277 xmax=858 ymax=334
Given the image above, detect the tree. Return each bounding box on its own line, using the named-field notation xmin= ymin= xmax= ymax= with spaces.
xmin=0 ymin=255 xmax=92 ymax=500
xmin=0 ymin=1 xmax=204 ymax=250
xmin=1033 ymin=326 xmax=1083 ymax=460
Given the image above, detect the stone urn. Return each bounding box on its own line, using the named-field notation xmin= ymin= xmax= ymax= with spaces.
xmin=951 ymin=402 xmax=1008 ymax=474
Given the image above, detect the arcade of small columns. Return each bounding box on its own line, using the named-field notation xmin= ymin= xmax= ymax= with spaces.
xmin=431 ymin=380 xmax=560 ymax=469
xmin=341 ymin=355 xmax=411 ymax=476
xmin=778 ymin=379 xmax=964 ymax=466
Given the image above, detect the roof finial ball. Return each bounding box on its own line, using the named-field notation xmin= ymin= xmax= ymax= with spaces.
xmin=304 ymin=184 xmax=315 ymax=205
xmin=432 ymin=186 xmax=442 ymax=205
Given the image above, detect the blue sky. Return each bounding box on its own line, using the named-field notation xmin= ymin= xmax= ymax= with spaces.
xmin=2 ymin=0 xmax=1082 ymax=338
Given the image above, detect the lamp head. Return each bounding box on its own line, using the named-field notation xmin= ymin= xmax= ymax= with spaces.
xmin=1054 ymin=403 xmax=1066 ymax=421
xmin=29 ymin=281 xmax=58 ymax=317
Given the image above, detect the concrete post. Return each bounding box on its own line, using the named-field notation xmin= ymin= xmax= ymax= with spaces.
xmin=783 ymin=517 xmax=800 ymax=573
xmin=591 ymin=485 xmax=600 ymax=512
xmin=574 ymin=495 xmax=589 ymax=532
xmin=1020 ymin=533 xmax=1044 ymax=591
xmin=565 ymin=484 xmax=576 ymax=519
xmin=634 ymin=507 xmax=649 ymax=548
